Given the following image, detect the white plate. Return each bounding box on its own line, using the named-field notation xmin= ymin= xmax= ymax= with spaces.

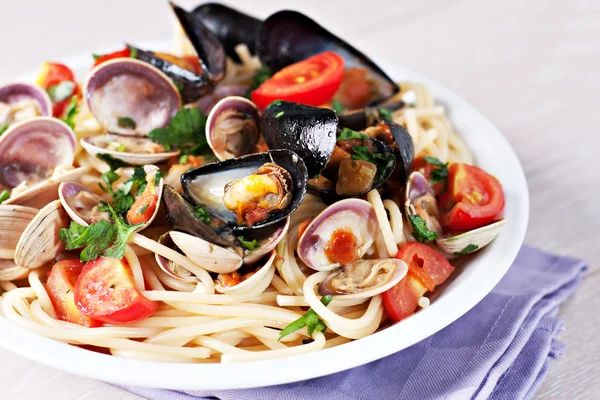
xmin=0 ymin=41 xmax=529 ymax=390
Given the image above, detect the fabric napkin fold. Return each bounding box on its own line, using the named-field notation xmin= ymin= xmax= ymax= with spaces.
xmin=123 ymin=245 xmax=588 ymax=400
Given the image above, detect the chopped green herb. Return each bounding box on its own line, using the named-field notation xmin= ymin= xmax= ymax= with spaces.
xmin=110 ymin=167 xmax=147 ymax=214
xmin=279 ymin=295 xmax=332 ymax=340
xmin=351 ymin=145 xmax=395 ymax=181
xmin=378 ymin=108 xmax=394 ymax=120
xmin=102 ymin=205 xmax=143 ymax=260
xmin=454 ymin=244 xmax=479 ymax=255
xmin=110 ymin=142 xmax=126 ymax=152
xmin=97 ymin=154 xmax=132 ymax=171
xmin=331 ymin=99 xmax=345 ymax=114
xmin=0 ymin=123 xmax=8 ymax=136
xmin=128 ymin=46 xmax=137 ymax=59
xmin=46 ymin=81 xmax=76 ymax=103
xmin=148 ymin=108 xmax=208 ymax=155
xmin=137 ymin=204 xmax=149 ymax=215
xmin=92 ymin=53 xmax=102 ymax=61
xmin=423 ymin=156 xmax=449 ymax=189
xmin=62 ymin=96 xmax=79 ymax=130
xmin=246 ymin=66 xmax=272 ymax=98
xmin=0 ymin=190 xmax=9 ymax=204
xmin=302 ymin=338 xmax=314 ymax=345
xmin=337 ymin=127 xmax=368 ymax=140
xmin=117 ymin=116 xmax=137 ymax=130
xmin=275 ymin=111 xmax=285 ymax=119
xmin=193 ymin=205 xmax=211 ymax=224
xmin=59 ymin=220 xmax=117 ymax=262
xmin=172 ymin=80 xmax=184 ymax=93
xmin=98 ymin=170 xmax=120 ymax=195
xmin=267 ymin=100 xmax=282 ymax=108
xmin=237 ymin=236 xmax=260 ymax=251
xmin=153 ymin=171 xmax=163 ymax=188
xmin=408 ymin=215 xmax=438 ymax=243
xmin=178 ymin=154 xmax=189 ymax=164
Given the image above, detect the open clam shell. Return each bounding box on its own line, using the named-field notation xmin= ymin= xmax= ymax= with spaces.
xmin=206 ymin=96 xmax=260 ymax=161
xmin=404 ymin=171 xmax=442 ymax=239
xmin=14 ymin=200 xmax=70 ymax=269
xmin=436 ymin=219 xmax=507 ymax=255
xmin=84 ymin=58 xmax=181 ymax=136
xmin=170 ymin=230 xmax=242 ymax=274
xmin=242 ymin=217 xmax=289 ymax=265
xmin=80 ymin=134 xmax=179 ymax=165
xmin=0 ymin=117 xmax=76 ymax=189
xmin=0 ymin=83 xmax=52 ymax=124
xmin=195 ymin=85 xmax=249 ymax=115
xmin=0 ymin=259 xmax=29 ymax=281
xmin=216 ymin=250 xmax=276 ymax=294
xmin=0 ymin=204 xmax=38 ymax=259
xmin=297 ymin=199 xmax=378 ymax=271
xmin=58 ymin=182 xmax=107 ymax=226
xmin=318 ymin=258 xmax=408 ymax=299
xmin=155 ymin=232 xmax=198 ymax=283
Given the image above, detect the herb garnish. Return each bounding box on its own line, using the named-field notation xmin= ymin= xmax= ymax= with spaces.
xmin=97 ymin=154 xmax=132 ymax=171
xmin=275 ymin=111 xmax=285 ymax=119
xmin=237 ymin=236 xmax=260 ymax=251
xmin=454 ymin=244 xmax=479 ymax=255
xmin=378 ymin=108 xmax=394 ymax=120
xmin=337 ymin=127 xmax=368 ymax=140
xmin=137 ymin=204 xmax=150 ymax=215
xmin=267 ymin=100 xmax=282 ymax=108
xmin=351 ymin=145 xmax=395 ymax=182
xmin=96 ymin=155 xmax=148 ymax=214
xmin=148 ymin=108 xmax=209 ymax=156
xmin=193 ymin=205 xmax=211 ymax=224
xmin=0 ymin=190 xmax=9 ymax=204
xmin=246 ymin=66 xmax=272 ymax=98
xmin=408 ymin=215 xmax=438 ymax=243
xmin=118 ymin=116 xmax=137 ymax=130
xmin=424 ymin=156 xmax=449 ymax=185
xmin=46 ymin=81 xmax=76 ymax=103
xmin=153 ymin=171 xmax=163 ymax=188
xmin=279 ymin=295 xmax=332 ymax=340
xmin=110 ymin=142 xmax=126 ymax=152
xmin=332 ymin=99 xmax=345 ymax=114
xmin=178 ymin=154 xmax=189 ymax=164
xmin=0 ymin=123 xmax=8 ymax=136
xmin=62 ymin=96 xmax=79 ymax=130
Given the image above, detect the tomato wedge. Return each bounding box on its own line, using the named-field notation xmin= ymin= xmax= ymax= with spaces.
xmin=383 ymin=243 xmax=455 ymax=322
xmin=46 ymin=260 xmax=101 ymax=327
xmin=93 ymin=47 xmax=131 ymax=67
xmin=74 ymin=257 xmax=157 ymax=324
xmin=438 ymin=163 xmax=505 ymax=231
xmin=36 ymin=62 xmax=80 ymax=118
xmin=127 ymin=192 xmax=158 ymax=225
xmin=251 ymin=51 xmax=345 ymax=109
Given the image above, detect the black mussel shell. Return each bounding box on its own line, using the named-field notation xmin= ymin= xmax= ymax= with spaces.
xmin=386 ymin=121 xmax=414 ymax=187
xmin=261 ymin=101 xmax=337 ymax=178
xmin=171 ymin=2 xmax=226 ymax=83
xmin=128 ymin=45 xmax=211 ymax=104
xmin=181 ymin=149 xmax=308 ymax=232
xmin=193 ymin=3 xmax=262 ymax=62
xmin=162 ymin=185 xmax=236 ymax=248
xmin=257 ymin=11 xmax=398 ymax=104
xmin=338 ymin=100 xmax=405 ymax=131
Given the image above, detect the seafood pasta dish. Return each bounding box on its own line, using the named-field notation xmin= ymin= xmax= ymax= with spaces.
xmin=0 ymin=3 xmax=506 ymax=364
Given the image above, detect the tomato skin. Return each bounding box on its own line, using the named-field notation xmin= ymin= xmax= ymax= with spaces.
xmin=412 ymin=157 xmax=445 ymax=196
xmin=74 ymin=257 xmax=157 ymax=324
xmin=46 ymin=260 xmax=101 ymax=327
xmin=127 ymin=193 xmax=158 ymax=225
xmin=252 ymin=51 xmax=345 ymax=109
xmin=93 ymin=47 xmax=131 ymax=67
xmin=36 ymin=62 xmax=80 ymax=118
xmin=382 ymin=243 xmax=455 ymax=322
xmin=438 ymin=164 xmax=505 ymax=231
xmin=333 ymin=68 xmax=373 ymax=110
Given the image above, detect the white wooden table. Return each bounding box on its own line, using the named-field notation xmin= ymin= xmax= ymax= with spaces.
xmin=1 ymin=0 xmax=597 ymax=398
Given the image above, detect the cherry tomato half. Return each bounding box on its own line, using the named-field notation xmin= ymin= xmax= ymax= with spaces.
xmin=93 ymin=47 xmax=131 ymax=67
xmin=74 ymin=257 xmax=157 ymax=324
xmin=438 ymin=163 xmax=505 ymax=231
xmin=127 ymin=193 xmax=159 ymax=226
xmin=36 ymin=62 xmax=80 ymax=118
xmin=251 ymin=51 xmax=345 ymax=109
xmin=383 ymin=243 xmax=455 ymax=322
xmin=46 ymin=260 xmax=101 ymax=327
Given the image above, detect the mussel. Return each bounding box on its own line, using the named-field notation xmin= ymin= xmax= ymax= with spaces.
xmin=0 ymin=83 xmax=52 ymax=127
xmin=206 ymin=96 xmax=260 ymax=161
xmin=84 ymin=59 xmax=181 ymax=135
xmin=257 ymin=11 xmax=398 ymax=106
xmin=297 ymin=199 xmax=378 ymax=271
xmin=337 ymin=100 xmax=404 ymax=131
xmin=80 ymin=134 xmax=179 ymax=165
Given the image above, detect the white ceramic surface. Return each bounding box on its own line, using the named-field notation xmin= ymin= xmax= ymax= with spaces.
xmin=0 ymin=41 xmax=529 ymax=390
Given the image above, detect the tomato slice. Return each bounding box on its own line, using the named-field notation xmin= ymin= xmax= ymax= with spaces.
xmin=333 ymin=68 xmax=373 ymax=110
xmin=74 ymin=257 xmax=157 ymax=324
xmin=46 ymin=260 xmax=101 ymax=327
xmin=251 ymin=51 xmax=345 ymax=109
xmin=438 ymin=164 xmax=505 ymax=231
xmin=93 ymin=47 xmax=131 ymax=67
xmin=382 ymin=243 xmax=455 ymax=322
xmin=127 ymin=193 xmax=158 ymax=225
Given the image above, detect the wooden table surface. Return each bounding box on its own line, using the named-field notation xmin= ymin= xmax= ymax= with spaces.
xmin=1 ymin=0 xmax=597 ymax=398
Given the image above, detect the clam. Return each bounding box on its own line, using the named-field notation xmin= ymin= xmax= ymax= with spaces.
xmin=14 ymin=200 xmax=70 ymax=269
xmin=436 ymin=219 xmax=507 ymax=255
xmin=170 ymin=231 xmax=242 ymax=274
xmin=206 ymin=96 xmax=260 ymax=161
xmin=261 ymin=101 xmax=338 ymax=178
xmin=405 ymin=171 xmax=442 ymax=239
xmin=215 ymin=250 xmax=276 ymax=294
xmin=318 ymin=258 xmax=408 ymax=299
xmin=80 ymin=134 xmax=179 ymax=165
xmin=192 ymin=3 xmax=262 ymax=62
xmin=241 ymin=217 xmax=289 ymax=265
xmin=83 ymin=58 xmax=181 ymax=135
xmin=155 ymin=232 xmax=198 ymax=282
xmin=0 ymin=83 xmax=52 ymax=127
xmin=257 ymin=11 xmax=398 ymax=105
xmin=297 ymin=199 xmax=378 ymax=271
xmin=0 ymin=205 xmax=38 ymax=259
xmin=195 ymin=85 xmax=249 ymax=115
xmin=0 ymin=259 xmax=29 ymax=281
xmin=181 ymin=149 xmax=307 ymax=232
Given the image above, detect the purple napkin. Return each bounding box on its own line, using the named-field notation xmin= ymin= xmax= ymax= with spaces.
xmin=123 ymin=246 xmax=587 ymax=400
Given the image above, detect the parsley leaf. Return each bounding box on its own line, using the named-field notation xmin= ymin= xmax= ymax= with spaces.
xmin=351 ymin=145 xmax=395 ymax=182
xmin=193 ymin=205 xmax=211 ymax=224
xmin=0 ymin=190 xmax=10 ymax=204
xmin=102 ymin=205 xmax=143 ymax=260
xmin=148 ymin=108 xmax=208 ymax=154
xmin=237 ymin=236 xmax=260 ymax=251
xmin=423 ymin=156 xmax=449 ymax=189
xmin=97 ymin=154 xmax=132 ymax=171
xmin=267 ymin=100 xmax=282 ymax=108
xmin=99 ymin=170 xmax=120 ymax=195
xmin=128 ymin=45 xmax=138 ymax=59
xmin=59 ymin=220 xmax=117 ymax=262
xmin=179 ymin=154 xmax=189 ymax=164
xmin=279 ymin=296 xmax=332 ymax=340
xmin=246 ymin=66 xmax=272 ymax=98
xmin=110 ymin=167 xmax=147 ymax=214
xmin=46 ymin=81 xmax=76 ymax=103
xmin=408 ymin=215 xmax=438 ymax=243
xmin=275 ymin=111 xmax=285 ymax=119
xmin=0 ymin=123 xmax=9 ymax=136
xmin=337 ymin=127 xmax=368 ymax=140
xmin=117 ymin=116 xmax=136 ymax=130
xmin=332 ymin=99 xmax=345 ymax=114
xmin=62 ymin=96 xmax=79 ymax=130
xmin=378 ymin=108 xmax=394 ymax=120
xmin=92 ymin=53 xmax=102 ymax=61
xmin=454 ymin=244 xmax=479 ymax=255
xmin=153 ymin=170 xmax=163 ymax=188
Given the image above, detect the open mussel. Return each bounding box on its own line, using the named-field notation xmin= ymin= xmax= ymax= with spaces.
xmin=257 ymin=11 xmax=398 ymax=106
xmin=206 ymin=96 xmax=260 ymax=161
xmin=84 ymin=59 xmax=181 ymax=135
xmin=0 ymin=83 xmax=52 ymax=127
xmin=337 ymin=100 xmax=404 ymax=131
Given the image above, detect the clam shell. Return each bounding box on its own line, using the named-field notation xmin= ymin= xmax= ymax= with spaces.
xmin=195 ymin=85 xmax=248 ymax=115
xmin=0 ymin=205 xmax=38 ymax=259
xmin=216 ymin=251 xmax=276 ymax=294
xmin=0 ymin=82 xmax=52 ymax=118
xmin=58 ymin=182 xmax=104 ymax=226
xmin=0 ymin=259 xmax=29 ymax=281
xmin=436 ymin=219 xmax=507 ymax=255
xmin=242 ymin=217 xmax=289 ymax=265
xmin=80 ymin=134 xmax=179 ymax=165
xmin=155 ymin=232 xmax=198 ymax=283
xmin=404 ymin=171 xmax=442 ymax=238
xmin=83 ymin=58 xmax=181 ymax=136
xmin=14 ymin=200 xmax=70 ymax=269
xmin=170 ymin=231 xmax=242 ymax=274
xmin=138 ymin=165 xmax=165 ymax=232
